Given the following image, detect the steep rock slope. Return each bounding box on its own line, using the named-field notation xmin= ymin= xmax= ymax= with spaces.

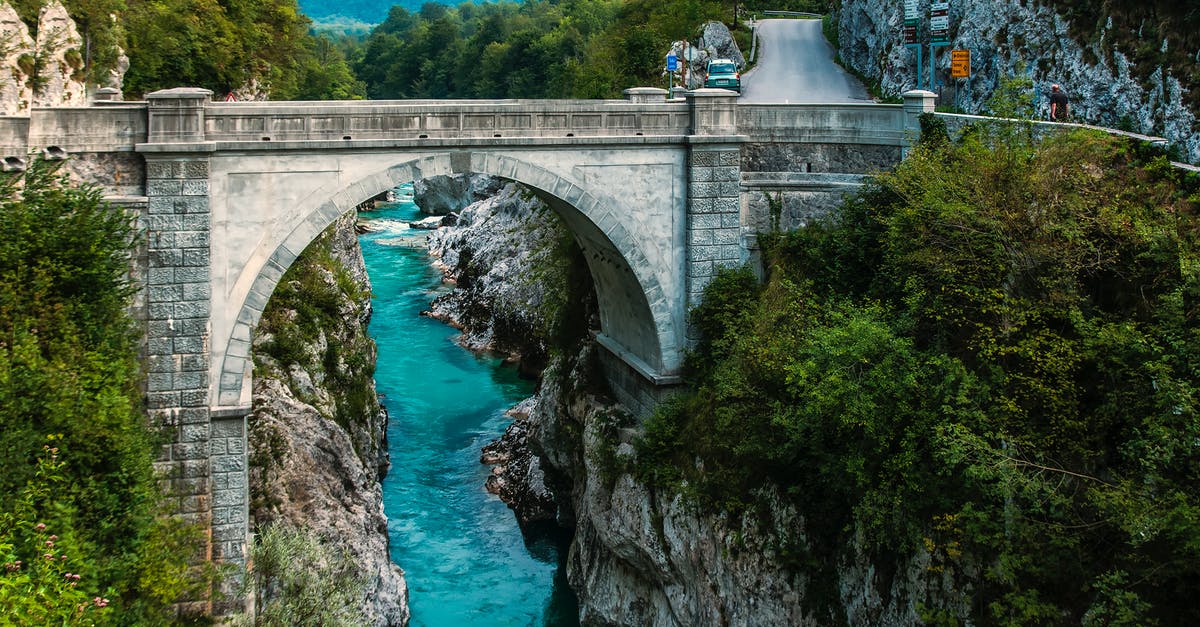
xmin=836 ymin=0 xmax=1199 ymax=162
xmin=249 ymin=212 xmax=408 ymax=626
xmin=424 ymin=179 xmax=578 ymax=371
xmin=526 ymin=348 xmax=971 ymax=626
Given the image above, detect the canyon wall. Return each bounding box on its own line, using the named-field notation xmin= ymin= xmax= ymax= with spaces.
xmin=424 ymin=174 xmax=971 ymax=625
xmin=249 ymin=212 xmax=408 ymax=626
xmin=836 ymin=0 xmax=1199 ymax=162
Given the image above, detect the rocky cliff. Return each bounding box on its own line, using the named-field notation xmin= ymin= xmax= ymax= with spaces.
xmin=835 ymin=0 xmax=1199 ymax=162
xmin=249 ymin=212 xmax=408 ymax=626
xmin=0 ymin=0 xmax=125 ymax=112
xmin=525 ymin=346 xmax=976 ymax=626
xmin=424 ymin=178 xmax=584 ymax=373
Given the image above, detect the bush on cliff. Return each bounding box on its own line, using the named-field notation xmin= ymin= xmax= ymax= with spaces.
xmin=638 ymin=127 xmax=1199 ymax=623
xmin=0 ymin=161 xmax=207 ymax=623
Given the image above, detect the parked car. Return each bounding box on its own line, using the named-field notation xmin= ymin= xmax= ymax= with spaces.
xmin=704 ymin=59 xmax=741 ymax=93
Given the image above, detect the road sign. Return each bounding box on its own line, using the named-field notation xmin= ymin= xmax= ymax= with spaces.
xmin=951 ymin=50 xmax=970 ymax=78
xmin=903 ymin=0 xmax=919 ymax=46
xmin=667 ymin=54 xmax=678 ymax=72
xmin=930 ymin=0 xmax=951 ymax=44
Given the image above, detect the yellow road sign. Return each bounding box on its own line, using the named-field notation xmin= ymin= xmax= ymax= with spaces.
xmin=951 ymin=50 xmax=971 ymax=78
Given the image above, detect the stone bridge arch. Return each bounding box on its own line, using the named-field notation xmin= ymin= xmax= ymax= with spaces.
xmin=214 ymin=151 xmax=680 ymax=413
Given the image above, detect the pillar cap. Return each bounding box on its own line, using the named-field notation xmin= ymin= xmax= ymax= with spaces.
xmin=624 ymin=87 xmax=669 ymax=103
xmin=146 ymin=87 xmax=214 ymax=101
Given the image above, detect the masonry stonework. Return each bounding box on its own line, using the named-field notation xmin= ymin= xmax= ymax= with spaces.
xmin=686 ymin=146 xmax=743 ymax=307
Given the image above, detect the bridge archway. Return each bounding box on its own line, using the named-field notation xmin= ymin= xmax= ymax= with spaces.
xmin=214 ymin=151 xmax=678 ymax=409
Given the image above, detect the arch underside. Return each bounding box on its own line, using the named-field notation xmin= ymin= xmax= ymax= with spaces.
xmin=214 ymin=151 xmax=679 ymax=408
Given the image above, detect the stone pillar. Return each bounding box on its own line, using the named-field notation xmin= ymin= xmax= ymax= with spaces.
xmin=902 ymin=89 xmax=938 ymax=149
xmin=92 ymin=87 xmax=121 ymax=103
xmin=624 ymin=86 xmax=668 ymax=103
xmin=210 ymin=409 xmax=249 ymax=614
xmin=147 ymin=87 xmax=212 ymax=143
xmin=143 ymin=152 xmax=214 ymax=613
xmin=141 ymin=86 xmax=229 ymax=614
xmin=686 ymin=89 xmax=744 ymax=310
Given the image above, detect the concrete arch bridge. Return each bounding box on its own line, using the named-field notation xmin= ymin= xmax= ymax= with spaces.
xmin=0 ymin=86 xmax=938 ymax=608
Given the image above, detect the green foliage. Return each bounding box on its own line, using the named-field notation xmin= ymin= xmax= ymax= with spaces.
xmin=115 ymin=0 xmax=361 ymax=99
xmin=355 ymin=0 xmax=741 ymax=99
xmin=0 ymin=160 xmax=207 ymax=624
xmin=1 ymin=440 xmax=112 ymax=626
xmin=255 ymin=225 xmax=377 ymax=437
xmin=639 ymin=128 xmax=1200 ymax=622
xmin=234 ymin=524 xmax=366 ymax=627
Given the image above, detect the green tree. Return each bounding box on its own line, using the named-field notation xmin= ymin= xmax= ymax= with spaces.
xmin=0 ymin=160 xmax=208 ymax=623
xmin=638 ymin=127 xmax=1200 ymax=622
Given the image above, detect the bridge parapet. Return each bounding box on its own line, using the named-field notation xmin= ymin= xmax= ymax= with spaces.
xmin=738 ymin=103 xmax=907 ymax=145
xmin=194 ymin=98 xmax=691 ymax=144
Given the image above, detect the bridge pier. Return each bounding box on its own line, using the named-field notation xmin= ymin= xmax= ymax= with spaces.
xmin=142 ymin=87 xmax=249 ymax=613
xmin=685 ymin=89 xmax=746 ymax=314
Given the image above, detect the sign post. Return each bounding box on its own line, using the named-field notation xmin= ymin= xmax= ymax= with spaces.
xmin=903 ymin=0 xmax=921 ymax=90
xmin=667 ymin=53 xmax=678 ymax=92
xmin=950 ymin=49 xmax=970 ymax=110
xmin=929 ymin=1 xmax=951 ymax=92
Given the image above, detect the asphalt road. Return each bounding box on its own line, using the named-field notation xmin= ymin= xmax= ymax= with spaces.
xmin=740 ymin=19 xmax=870 ymax=103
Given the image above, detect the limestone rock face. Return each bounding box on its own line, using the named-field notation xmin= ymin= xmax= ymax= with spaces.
xmin=670 ymin=21 xmax=745 ymax=89
xmin=424 ymin=178 xmax=565 ymax=367
xmin=250 ymin=212 xmax=408 ymax=626
xmin=480 ymin=398 xmax=557 ymax=525
xmin=0 ymin=0 xmax=130 ymax=112
xmin=524 ymin=347 xmax=974 ymax=626
xmin=836 ymin=0 xmax=1199 ymax=162
xmin=33 ymin=1 xmax=86 ymax=107
xmin=0 ymin=3 xmax=33 ymax=113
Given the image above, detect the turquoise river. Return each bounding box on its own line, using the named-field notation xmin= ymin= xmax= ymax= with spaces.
xmin=358 ymin=184 xmax=579 ymax=626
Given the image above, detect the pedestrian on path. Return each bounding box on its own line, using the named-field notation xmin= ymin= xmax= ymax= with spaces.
xmin=1049 ymin=84 xmax=1069 ymax=122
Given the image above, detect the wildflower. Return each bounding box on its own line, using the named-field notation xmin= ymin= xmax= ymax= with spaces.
xmin=45 ymin=540 xmax=54 ymax=547
xmin=48 ymin=535 xmax=58 ymax=541
xmin=93 ymin=597 xmax=109 ymax=608
xmin=44 ymin=553 xmax=53 ymax=560
xmin=35 ymin=523 xmax=46 ymax=531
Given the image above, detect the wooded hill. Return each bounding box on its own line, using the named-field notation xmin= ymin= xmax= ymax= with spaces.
xmin=638 ymin=122 xmax=1199 ymax=623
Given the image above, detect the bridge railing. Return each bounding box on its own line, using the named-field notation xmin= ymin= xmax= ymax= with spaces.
xmin=737 ymin=103 xmax=907 ymax=146
xmin=10 ymin=104 xmax=147 ymax=154
xmin=200 ymin=100 xmax=693 ymax=143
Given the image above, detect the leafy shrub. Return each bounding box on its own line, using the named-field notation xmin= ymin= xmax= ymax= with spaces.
xmin=0 ymin=161 xmax=206 ymax=623
xmin=234 ymin=524 xmax=366 ymax=627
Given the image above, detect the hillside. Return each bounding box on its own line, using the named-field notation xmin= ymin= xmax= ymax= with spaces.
xmin=636 ymin=125 xmax=1200 ymax=623
xmin=299 ymin=0 xmax=489 ymax=24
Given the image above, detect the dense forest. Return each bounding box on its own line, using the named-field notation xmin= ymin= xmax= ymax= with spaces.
xmin=638 ymin=121 xmax=1199 ymax=622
